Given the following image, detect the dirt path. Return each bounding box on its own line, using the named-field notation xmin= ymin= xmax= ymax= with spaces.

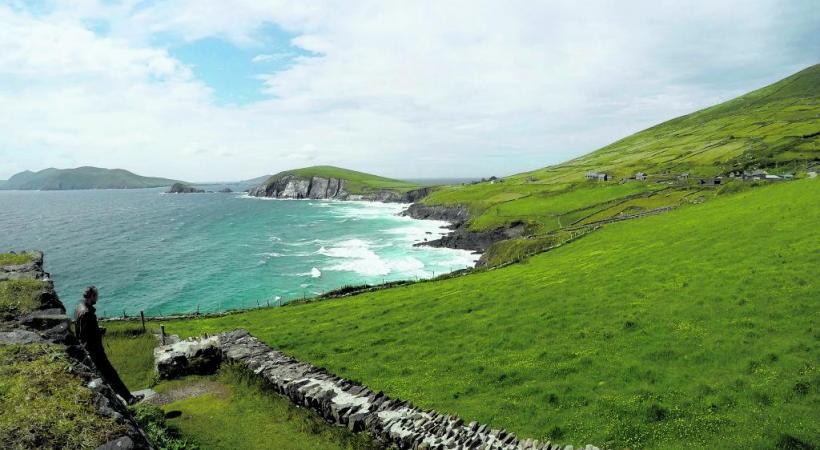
xmin=148 ymin=379 xmax=230 ymax=406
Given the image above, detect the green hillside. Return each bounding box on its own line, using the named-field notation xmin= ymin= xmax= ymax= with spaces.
xmin=264 ymin=165 xmax=420 ymax=194
xmin=422 ymin=65 xmax=819 ymax=243
xmin=133 ymin=179 xmax=818 ymax=449
xmin=0 ymin=167 xmax=181 ymax=190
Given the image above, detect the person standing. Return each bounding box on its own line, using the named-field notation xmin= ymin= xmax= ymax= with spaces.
xmin=74 ymin=286 xmax=138 ymax=404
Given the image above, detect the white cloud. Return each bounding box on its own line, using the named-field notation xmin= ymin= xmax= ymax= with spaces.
xmin=0 ymin=1 xmax=816 ymax=181
xmin=251 ymin=52 xmax=293 ymax=63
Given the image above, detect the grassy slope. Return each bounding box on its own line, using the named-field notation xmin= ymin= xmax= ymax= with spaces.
xmin=1 ymin=166 xmax=181 ymax=190
xmin=104 ymin=329 xmax=158 ymax=391
xmin=264 ymin=165 xmax=420 ymax=194
xmin=0 ymin=279 xmax=48 ymax=320
xmin=103 ymin=326 xmax=379 ymax=450
xmin=0 ymin=252 xmax=34 ymax=266
xmin=0 ymin=261 xmax=125 ymax=448
xmin=0 ymin=344 xmax=126 ymax=449
xmin=423 ymin=65 xmax=819 ymax=234
xmin=157 ymin=368 xmax=379 ymax=450
xmin=150 ymin=179 xmax=819 ymax=449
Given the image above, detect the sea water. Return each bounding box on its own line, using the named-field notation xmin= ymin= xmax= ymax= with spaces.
xmin=0 ymin=188 xmax=477 ymax=315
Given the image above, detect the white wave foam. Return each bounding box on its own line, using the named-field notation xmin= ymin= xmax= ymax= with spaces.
xmin=311 ymin=267 xmax=321 ymax=278
xmin=318 ymin=238 xmax=430 ymax=277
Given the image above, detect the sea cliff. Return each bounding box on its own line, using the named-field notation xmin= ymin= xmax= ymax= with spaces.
xmin=248 ymin=174 xmax=432 ymax=202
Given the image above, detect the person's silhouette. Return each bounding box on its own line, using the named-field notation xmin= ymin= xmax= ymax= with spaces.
xmin=74 ymin=286 xmax=138 ymax=404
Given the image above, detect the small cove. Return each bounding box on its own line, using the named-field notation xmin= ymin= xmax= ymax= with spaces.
xmin=0 ymin=188 xmax=477 ymax=315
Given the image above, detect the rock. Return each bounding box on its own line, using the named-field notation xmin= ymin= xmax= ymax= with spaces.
xmin=131 ymin=388 xmax=157 ymax=403
xmin=95 ymin=436 xmax=134 ymax=450
xmin=402 ymin=203 xmax=470 ymax=225
xmin=0 ymin=329 xmax=46 ymax=344
xmin=154 ymin=336 xmax=222 ymax=379
xmin=0 ymin=251 xmax=48 ymax=281
xmin=218 ymin=187 xmax=233 ymax=193
xmin=247 ymin=175 xmax=431 ymax=203
xmin=20 ymin=308 xmax=69 ymax=330
xmin=167 ymin=183 xmax=204 ymax=193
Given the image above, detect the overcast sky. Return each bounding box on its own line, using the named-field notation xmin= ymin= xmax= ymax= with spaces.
xmin=0 ymin=1 xmax=817 ymax=181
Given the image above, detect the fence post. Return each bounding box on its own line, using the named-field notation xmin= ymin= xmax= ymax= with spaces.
xmin=122 ymin=309 xmax=126 ymax=319
xmin=140 ymin=311 xmax=146 ymax=332
xmin=160 ymin=324 xmax=166 ymax=345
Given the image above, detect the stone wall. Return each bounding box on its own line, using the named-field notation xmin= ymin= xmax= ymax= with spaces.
xmin=0 ymin=251 xmax=152 ymax=450
xmin=156 ymin=330 xmax=600 ymax=450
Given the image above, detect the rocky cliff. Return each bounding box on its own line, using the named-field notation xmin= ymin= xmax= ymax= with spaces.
xmin=0 ymin=251 xmax=151 ymax=449
xmin=249 ymin=173 xmax=518 ymax=253
xmin=248 ymin=174 xmax=431 ymax=203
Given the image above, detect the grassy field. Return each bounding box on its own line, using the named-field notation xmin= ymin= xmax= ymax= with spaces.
xmin=103 ymin=327 xmax=159 ymax=391
xmin=102 ymin=326 xmax=381 ymax=450
xmin=110 ymin=179 xmax=819 ymax=449
xmin=155 ymin=367 xmax=380 ymax=450
xmin=422 ymin=64 xmax=819 ymax=239
xmin=265 ymin=165 xmax=421 ymax=194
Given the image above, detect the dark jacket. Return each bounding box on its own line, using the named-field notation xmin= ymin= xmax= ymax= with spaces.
xmin=74 ymin=303 xmax=103 ymax=350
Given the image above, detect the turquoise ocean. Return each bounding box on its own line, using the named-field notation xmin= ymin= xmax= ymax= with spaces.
xmin=0 ymin=188 xmax=477 ymax=316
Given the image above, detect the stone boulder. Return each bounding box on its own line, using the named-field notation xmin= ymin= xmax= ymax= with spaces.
xmin=154 ymin=335 xmax=222 ymax=379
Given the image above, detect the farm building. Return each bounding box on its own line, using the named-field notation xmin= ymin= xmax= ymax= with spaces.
xmin=635 ymin=172 xmax=647 ymax=181
xmin=586 ymin=171 xmax=611 ymax=181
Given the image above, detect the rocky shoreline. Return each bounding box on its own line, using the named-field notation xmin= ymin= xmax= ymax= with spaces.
xmin=401 ymin=203 xmax=525 ymax=253
xmin=248 ymin=174 xmax=518 ymax=254
xmin=248 ymin=174 xmax=432 ymax=202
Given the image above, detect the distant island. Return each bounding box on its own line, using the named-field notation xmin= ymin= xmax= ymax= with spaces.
xmin=167 ymin=183 xmax=205 ymax=194
xmin=248 ymin=165 xmax=429 ymax=202
xmin=0 ymin=167 xmax=182 ymax=190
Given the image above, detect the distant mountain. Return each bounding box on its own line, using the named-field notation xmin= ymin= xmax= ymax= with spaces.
xmin=0 ymin=167 xmax=182 ymax=190
xmin=241 ymin=175 xmax=273 ymax=185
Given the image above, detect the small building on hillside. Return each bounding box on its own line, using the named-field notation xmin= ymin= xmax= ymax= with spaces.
xmin=635 ymin=172 xmax=647 ymax=181
xmin=698 ymin=177 xmax=723 ymax=186
xmin=586 ymin=171 xmax=611 ymax=181
xmin=677 ymin=172 xmax=689 ymax=181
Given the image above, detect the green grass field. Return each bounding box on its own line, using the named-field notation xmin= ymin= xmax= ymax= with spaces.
xmin=422 ymin=64 xmax=819 ymax=242
xmin=102 ymin=327 xmax=380 ymax=450
xmin=155 ymin=367 xmax=379 ymax=450
xmin=114 ymin=179 xmax=819 ymax=449
xmin=264 ymin=165 xmax=421 ymax=194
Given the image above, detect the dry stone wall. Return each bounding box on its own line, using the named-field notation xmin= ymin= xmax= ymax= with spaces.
xmin=156 ymin=330 xmax=600 ymax=450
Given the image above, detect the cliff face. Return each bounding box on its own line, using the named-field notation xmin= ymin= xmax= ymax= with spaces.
xmin=248 ymin=175 xmax=432 ymax=203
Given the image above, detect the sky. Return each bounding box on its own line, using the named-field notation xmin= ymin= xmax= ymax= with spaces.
xmin=0 ymin=1 xmax=817 ymax=181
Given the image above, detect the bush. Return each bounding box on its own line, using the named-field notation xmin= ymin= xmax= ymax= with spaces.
xmin=130 ymin=404 xmax=199 ymax=450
